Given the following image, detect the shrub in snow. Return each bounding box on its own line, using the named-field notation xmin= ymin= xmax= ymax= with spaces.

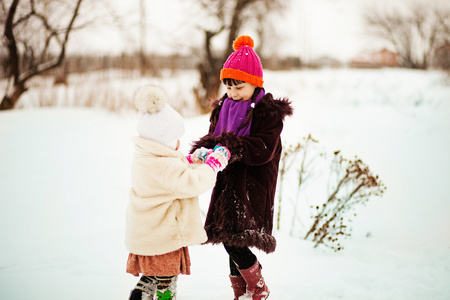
xmin=277 ymin=136 xmax=386 ymax=251
xmin=306 ymin=152 xmax=386 ymax=251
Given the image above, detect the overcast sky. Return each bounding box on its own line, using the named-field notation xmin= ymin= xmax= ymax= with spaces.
xmin=70 ymin=0 xmax=442 ymax=63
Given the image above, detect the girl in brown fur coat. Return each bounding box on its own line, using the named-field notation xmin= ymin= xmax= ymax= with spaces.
xmin=191 ymin=36 xmax=293 ymax=300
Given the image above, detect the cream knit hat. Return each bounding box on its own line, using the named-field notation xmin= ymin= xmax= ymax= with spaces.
xmin=134 ymin=85 xmax=185 ymax=149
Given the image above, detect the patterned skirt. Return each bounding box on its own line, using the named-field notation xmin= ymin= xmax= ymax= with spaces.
xmin=126 ymin=247 xmax=191 ymax=277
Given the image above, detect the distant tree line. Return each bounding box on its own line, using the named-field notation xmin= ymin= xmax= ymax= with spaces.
xmin=0 ymin=52 xmax=302 ymax=79
xmin=2 ymin=0 xmax=449 ymax=111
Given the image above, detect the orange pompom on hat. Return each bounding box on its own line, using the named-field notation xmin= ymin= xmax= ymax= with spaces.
xmin=220 ymin=35 xmax=264 ymax=88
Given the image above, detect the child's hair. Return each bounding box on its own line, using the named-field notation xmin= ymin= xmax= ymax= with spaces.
xmin=210 ymin=79 xmax=261 ymax=129
xmin=223 ymin=78 xmax=245 ymax=86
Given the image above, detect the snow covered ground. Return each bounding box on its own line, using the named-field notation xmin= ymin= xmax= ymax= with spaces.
xmin=0 ymin=68 xmax=449 ymax=299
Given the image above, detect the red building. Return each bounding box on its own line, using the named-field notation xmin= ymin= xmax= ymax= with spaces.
xmin=351 ymin=49 xmax=398 ymax=68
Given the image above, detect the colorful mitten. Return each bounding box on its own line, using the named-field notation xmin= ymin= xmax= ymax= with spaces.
xmin=188 ymin=147 xmax=213 ymax=164
xmin=186 ymin=155 xmax=194 ymax=164
xmin=213 ymin=144 xmax=231 ymax=160
xmin=205 ymin=149 xmax=229 ymax=172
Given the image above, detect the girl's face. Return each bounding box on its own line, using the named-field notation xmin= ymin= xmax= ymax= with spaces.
xmin=226 ymin=81 xmax=257 ymax=102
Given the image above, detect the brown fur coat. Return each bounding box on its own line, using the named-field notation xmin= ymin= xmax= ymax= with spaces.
xmin=191 ymin=93 xmax=293 ymax=253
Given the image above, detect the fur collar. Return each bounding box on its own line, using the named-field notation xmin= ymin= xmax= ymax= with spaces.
xmin=211 ymin=93 xmax=293 ymax=121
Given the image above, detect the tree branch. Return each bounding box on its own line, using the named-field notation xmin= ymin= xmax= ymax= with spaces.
xmin=18 ymin=0 xmax=84 ymax=83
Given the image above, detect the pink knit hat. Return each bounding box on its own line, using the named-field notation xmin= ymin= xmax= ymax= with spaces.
xmin=220 ymin=35 xmax=264 ymax=88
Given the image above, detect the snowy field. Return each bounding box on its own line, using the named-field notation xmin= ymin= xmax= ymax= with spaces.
xmin=0 ymin=68 xmax=449 ymax=300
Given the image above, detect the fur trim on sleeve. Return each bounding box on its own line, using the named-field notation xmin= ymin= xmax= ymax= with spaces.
xmin=190 ymin=132 xmax=243 ymax=164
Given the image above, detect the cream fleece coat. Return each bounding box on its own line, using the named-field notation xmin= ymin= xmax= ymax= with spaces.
xmin=125 ymin=136 xmax=217 ymax=256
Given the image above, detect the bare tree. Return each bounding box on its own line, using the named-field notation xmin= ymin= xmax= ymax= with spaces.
xmin=364 ymin=2 xmax=450 ymax=69
xmin=1 ymin=0 xmax=84 ymax=110
xmin=193 ymin=0 xmax=284 ymax=113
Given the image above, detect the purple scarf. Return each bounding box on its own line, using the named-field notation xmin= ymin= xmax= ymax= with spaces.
xmin=213 ymin=88 xmax=265 ymax=137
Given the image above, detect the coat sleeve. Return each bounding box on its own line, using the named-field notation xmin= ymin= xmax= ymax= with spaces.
xmin=163 ymin=160 xmax=217 ymax=198
xmin=225 ymin=114 xmax=283 ymax=166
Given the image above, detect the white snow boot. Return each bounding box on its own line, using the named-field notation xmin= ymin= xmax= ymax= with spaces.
xmin=129 ymin=276 xmax=158 ymax=300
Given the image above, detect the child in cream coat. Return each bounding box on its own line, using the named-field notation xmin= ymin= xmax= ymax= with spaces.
xmin=126 ymin=85 xmax=230 ymax=300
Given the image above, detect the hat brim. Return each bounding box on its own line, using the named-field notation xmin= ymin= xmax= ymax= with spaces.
xmin=220 ymin=69 xmax=264 ymax=88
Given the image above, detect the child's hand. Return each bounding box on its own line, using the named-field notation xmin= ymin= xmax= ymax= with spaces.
xmin=205 ymin=145 xmax=230 ymax=172
xmin=188 ymin=147 xmax=213 ymax=164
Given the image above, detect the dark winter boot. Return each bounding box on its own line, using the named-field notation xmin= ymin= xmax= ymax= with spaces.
xmin=238 ymin=261 xmax=270 ymax=300
xmin=129 ymin=275 xmax=157 ymax=300
xmin=230 ymin=275 xmax=247 ymax=300
xmin=155 ymin=276 xmax=177 ymax=300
